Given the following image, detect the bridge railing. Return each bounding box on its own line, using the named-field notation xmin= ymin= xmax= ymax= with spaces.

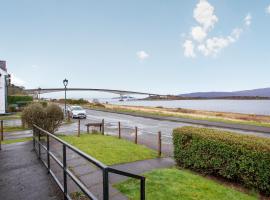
xmin=33 ymin=125 xmax=145 ymax=200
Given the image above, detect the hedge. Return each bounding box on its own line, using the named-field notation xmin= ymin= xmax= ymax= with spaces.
xmin=8 ymin=95 xmax=33 ymax=105
xmin=173 ymin=126 xmax=270 ymax=195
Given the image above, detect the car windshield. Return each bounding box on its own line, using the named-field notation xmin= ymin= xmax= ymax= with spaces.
xmin=72 ymin=106 xmax=83 ymax=111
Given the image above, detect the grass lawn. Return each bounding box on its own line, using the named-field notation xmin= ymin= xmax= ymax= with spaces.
xmin=3 ymin=126 xmax=29 ymax=132
xmin=59 ymin=134 xmax=157 ymax=165
xmin=115 ymin=168 xmax=258 ymax=200
xmin=1 ymin=137 xmax=32 ymax=145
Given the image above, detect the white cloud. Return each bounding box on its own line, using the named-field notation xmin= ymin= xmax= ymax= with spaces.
xmin=191 ymin=26 xmax=207 ymax=42
xmin=10 ymin=74 xmax=25 ymax=86
xmin=136 ymin=51 xmax=149 ymax=60
xmin=182 ymin=0 xmax=251 ymax=58
xmin=266 ymin=5 xmax=270 ymax=14
xmin=193 ymin=0 xmax=218 ymax=31
xmin=183 ymin=40 xmax=196 ymax=58
xmin=231 ymin=28 xmax=243 ymax=39
xmin=244 ymin=13 xmax=252 ymax=26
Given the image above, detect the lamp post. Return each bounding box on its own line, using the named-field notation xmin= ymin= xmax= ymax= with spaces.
xmin=63 ymin=78 xmax=68 ymax=117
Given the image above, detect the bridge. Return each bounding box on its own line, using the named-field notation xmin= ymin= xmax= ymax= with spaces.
xmin=25 ymin=88 xmax=164 ymax=98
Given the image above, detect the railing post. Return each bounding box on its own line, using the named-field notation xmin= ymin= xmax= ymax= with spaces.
xmin=63 ymin=145 xmax=68 ymax=200
xmin=47 ymin=134 xmax=50 ymax=174
xmin=87 ymin=125 xmax=89 ymax=134
xmin=33 ymin=126 xmax=36 ymax=151
xmin=118 ymin=122 xmax=121 ymax=139
xmin=102 ymin=119 xmax=105 ymax=135
xmin=0 ymin=120 xmax=3 ymax=150
xmin=135 ymin=126 xmax=138 ymax=144
xmin=103 ymin=168 xmax=109 ymax=200
xmin=140 ymin=177 xmax=146 ymax=200
xmin=78 ymin=119 xmax=80 ymax=137
xmin=38 ymin=129 xmax=41 ymax=159
xmin=158 ymin=131 xmax=162 ymax=157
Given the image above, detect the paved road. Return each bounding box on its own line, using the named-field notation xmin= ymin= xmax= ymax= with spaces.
xmin=81 ymin=109 xmax=270 ymax=138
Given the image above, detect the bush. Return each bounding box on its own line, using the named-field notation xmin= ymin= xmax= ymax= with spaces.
xmin=173 ymin=126 xmax=270 ymax=195
xmin=8 ymin=95 xmax=33 ymax=104
xmin=58 ymin=98 xmax=89 ymax=105
xmin=21 ymin=103 xmax=64 ymax=133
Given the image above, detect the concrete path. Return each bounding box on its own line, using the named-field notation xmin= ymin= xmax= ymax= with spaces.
xmin=0 ymin=141 xmax=62 ymax=200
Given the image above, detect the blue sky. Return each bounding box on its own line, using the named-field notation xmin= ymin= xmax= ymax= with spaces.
xmin=1 ymin=0 xmax=270 ymax=97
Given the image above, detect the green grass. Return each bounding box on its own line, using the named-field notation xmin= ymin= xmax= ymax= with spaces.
xmin=3 ymin=126 xmax=29 ymax=132
xmin=94 ymin=107 xmax=270 ymax=128
xmin=116 ymin=168 xmax=258 ymax=200
xmin=1 ymin=137 xmax=32 ymax=144
xmin=0 ymin=112 xmax=21 ymax=120
xmin=59 ymin=134 xmax=157 ymax=165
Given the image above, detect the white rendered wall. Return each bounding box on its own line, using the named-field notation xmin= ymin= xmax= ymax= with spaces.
xmin=0 ymin=68 xmax=7 ymax=114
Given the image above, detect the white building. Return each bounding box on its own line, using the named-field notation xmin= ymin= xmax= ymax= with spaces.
xmin=0 ymin=61 xmax=8 ymax=114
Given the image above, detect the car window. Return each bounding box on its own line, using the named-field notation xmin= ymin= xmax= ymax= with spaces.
xmin=72 ymin=106 xmax=83 ymax=110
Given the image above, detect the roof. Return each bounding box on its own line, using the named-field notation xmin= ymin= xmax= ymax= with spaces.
xmin=0 ymin=60 xmax=7 ymax=72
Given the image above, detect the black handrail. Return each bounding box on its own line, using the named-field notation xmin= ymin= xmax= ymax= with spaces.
xmin=33 ymin=125 xmax=146 ymax=200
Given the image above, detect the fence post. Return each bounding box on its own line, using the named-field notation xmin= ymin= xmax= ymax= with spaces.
xmin=118 ymin=122 xmax=121 ymax=139
xmin=67 ymin=111 xmax=71 ymax=123
xmin=135 ymin=127 xmax=138 ymax=144
xmin=102 ymin=119 xmax=105 ymax=135
xmin=1 ymin=120 xmax=3 ymax=141
xmin=78 ymin=119 xmax=81 ymax=137
xmin=158 ymin=131 xmax=162 ymax=157
xmin=87 ymin=125 xmax=89 ymax=134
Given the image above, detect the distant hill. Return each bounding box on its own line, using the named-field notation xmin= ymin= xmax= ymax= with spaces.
xmin=180 ymin=87 xmax=270 ymax=98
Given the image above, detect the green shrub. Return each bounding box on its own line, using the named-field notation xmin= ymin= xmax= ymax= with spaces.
xmin=21 ymin=103 xmax=63 ymax=133
xmin=58 ymin=98 xmax=89 ymax=105
xmin=173 ymin=126 xmax=270 ymax=195
xmin=8 ymin=95 xmax=33 ymax=104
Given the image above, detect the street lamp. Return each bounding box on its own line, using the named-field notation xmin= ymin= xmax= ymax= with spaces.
xmin=63 ymin=78 xmax=68 ymax=117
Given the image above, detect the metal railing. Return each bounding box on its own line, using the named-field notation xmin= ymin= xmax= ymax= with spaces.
xmin=33 ymin=125 xmax=145 ymax=200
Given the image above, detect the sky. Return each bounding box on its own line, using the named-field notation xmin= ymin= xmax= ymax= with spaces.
xmin=1 ymin=0 xmax=270 ymax=98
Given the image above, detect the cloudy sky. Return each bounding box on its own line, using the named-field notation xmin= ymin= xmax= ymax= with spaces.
xmin=1 ymin=0 xmax=270 ymax=97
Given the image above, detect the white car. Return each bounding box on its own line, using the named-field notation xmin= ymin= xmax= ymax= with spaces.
xmin=67 ymin=105 xmax=87 ymax=119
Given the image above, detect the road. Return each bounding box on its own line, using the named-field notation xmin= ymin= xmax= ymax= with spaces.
xmin=64 ymin=109 xmax=270 ymax=140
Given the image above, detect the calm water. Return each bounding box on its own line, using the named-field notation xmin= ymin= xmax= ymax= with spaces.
xmin=111 ymin=100 xmax=270 ymax=116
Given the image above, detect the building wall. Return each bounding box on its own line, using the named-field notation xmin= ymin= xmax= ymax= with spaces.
xmin=0 ymin=65 xmax=8 ymax=114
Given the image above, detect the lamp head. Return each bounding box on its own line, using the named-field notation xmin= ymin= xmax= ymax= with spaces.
xmin=63 ymin=78 xmax=68 ymax=87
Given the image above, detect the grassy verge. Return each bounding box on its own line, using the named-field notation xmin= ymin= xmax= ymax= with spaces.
xmin=0 ymin=112 xmax=21 ymax=120
xmin=59 ymin=134 xmax=157 ymax=165
xmin=88 ymin=105 xmax=270 ymax=128
xmin=3 ymin=126 xmax=29 ymax=132
xmin=115 ymin=168 xmax=258 ymax=200
xmin=1 ymin=137 xmax=32 ymax=145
